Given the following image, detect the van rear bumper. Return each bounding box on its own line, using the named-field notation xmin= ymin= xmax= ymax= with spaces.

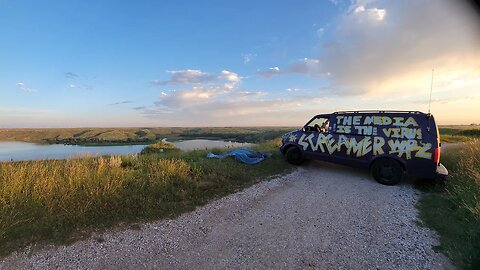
xmin=435 ymin=163 xmax=448 ymax=182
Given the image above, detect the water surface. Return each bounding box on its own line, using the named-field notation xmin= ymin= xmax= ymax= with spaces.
xmin=0 ymin=140 xmax=254 ymax=162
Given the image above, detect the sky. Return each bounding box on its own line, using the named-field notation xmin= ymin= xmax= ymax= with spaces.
xmin=1 ymin=0 xmax=479 ymax=128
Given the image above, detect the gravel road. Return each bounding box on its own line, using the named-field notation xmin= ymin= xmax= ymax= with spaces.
xmin=1 ymin=161 xmax=455 ymax=270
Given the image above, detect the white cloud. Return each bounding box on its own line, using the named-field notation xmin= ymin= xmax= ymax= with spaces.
xmin=136 ymin=87 xmax=327 ymax=126
xmin=354 ymin=6 xmax=365 ymax=13
xmin=16 ymin=82 xmax=36 ymax=92
xmin=257 ymin=67 xmax=281 ymax=78
xmin=259 ymin=0 xmax=480 ymax=98
xmin=137 ymin=67 xmax=332 ymax=125
xmin=316 ymin=27 xmax=325 ymax=36
xmin=286 ymin=88 xmax=302 ymax=92
xmin=354 ymin=5 xmax=386 ymax=20
xmin=242 ymin=53 xmax=256 ymax=64
xmin=152 ymin=69 xmax=240 ymax=89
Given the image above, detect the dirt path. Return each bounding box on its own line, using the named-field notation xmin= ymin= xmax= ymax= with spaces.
xmin=1 ymin=162 xmax=454 ymax=269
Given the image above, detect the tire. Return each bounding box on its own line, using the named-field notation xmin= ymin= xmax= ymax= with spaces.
xmin=371 ymin=158 xmax=404 ymax=185
xmin=286 ymin=147 xmax=304 ymax=165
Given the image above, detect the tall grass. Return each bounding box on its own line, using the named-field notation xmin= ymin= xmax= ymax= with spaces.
xmin=417 ymin=140 xmax=480 ymax=270
xmin=442 ymin=140 xmax=480 ymax=219
xmin=0 ymin=140 xmax=291 ymax=257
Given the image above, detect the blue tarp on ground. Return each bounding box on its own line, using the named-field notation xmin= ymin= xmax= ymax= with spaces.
xmin=206 ymin=148 xmax=272 ymax=165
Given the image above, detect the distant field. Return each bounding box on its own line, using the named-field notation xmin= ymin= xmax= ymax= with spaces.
xmin=438 ymin=125 xmax=480 ymax=143
xmin=0 ymin=125 xmax=478 ymax=145
xmin=0 ymin=127 xmax=296 ymax=145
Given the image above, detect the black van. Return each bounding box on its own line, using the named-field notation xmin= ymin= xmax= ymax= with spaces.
xmin=280 ymin=111 xmax=448 ymax=185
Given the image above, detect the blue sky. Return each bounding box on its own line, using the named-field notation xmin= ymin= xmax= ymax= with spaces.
xmin=1 ymin=0 xmax=479 ymax=127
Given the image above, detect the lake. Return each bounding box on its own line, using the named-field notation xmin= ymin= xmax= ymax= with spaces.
xmin=0 ymin=140 xmax=254 ymax=162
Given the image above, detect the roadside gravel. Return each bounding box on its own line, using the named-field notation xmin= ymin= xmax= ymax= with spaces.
xmin=0 ymin=161 xmax=455 ymax=269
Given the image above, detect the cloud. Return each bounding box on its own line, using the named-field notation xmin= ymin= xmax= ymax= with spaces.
xmin=329 ymin=0 xmax=340 ymax=5
xmin=137 ymin=67 xmax=330 ymax=125
xmin=109 ymin=100 xmax=134 ymax=106
xmin=242 ymin=53 xmax=256 ymax=64
xmin=64 ymin=72 xmax=94 ymax=90
xmin=257 ymin=67 xmax=281 ymax=78
xmin=136 ymin=87 xmax=327 ymax=125
xmin=152 ymin=69 xmax=240 ymax=89
xmin=16 ymin=82 xmax=36 ymax=92
xmin=353 ymin=5 xmax=386 ymax=20
xmin=64 ymin=72 xmax=78 ymax=79
xmin=257 ymin=58 xmax=322 ymax=78
xmin=259 ymin=0 xmax=480 ymax=97
xmin=323 ymin=0 xmax=480 ymax=95
xmin=286 ymin=88 xmax=302 ymax=92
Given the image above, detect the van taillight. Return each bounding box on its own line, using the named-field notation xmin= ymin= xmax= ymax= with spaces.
xmin=434 ymin=147 xmax=440 ymax=165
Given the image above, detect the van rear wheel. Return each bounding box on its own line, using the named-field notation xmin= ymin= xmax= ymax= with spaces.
xmin=286 ymin=147 xmax=304 ymax=165
xmin=371 ymin=159 xmax=404 ymax=185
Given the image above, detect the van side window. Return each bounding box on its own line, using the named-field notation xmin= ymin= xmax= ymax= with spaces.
xmin=305 ymin=117 xmax=329 ymax=133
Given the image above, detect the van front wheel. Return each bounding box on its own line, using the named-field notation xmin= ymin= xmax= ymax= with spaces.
xmin=286 ymin=147 xmax=304 ymax=165
xmin=371 ymin=159 xmax=404 ymax=185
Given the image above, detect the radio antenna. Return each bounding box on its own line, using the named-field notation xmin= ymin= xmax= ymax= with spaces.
xmin=428 ymin=68 xmax=434 ymax=114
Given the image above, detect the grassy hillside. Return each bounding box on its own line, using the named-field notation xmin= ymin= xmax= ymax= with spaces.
xmin=0 ymin=127 xmax=296 ymax=145
xmin=0 ymin=139 xmax=292 ymax=257
xmin=417 ymin=140 xmax=480 ymax=269
xmin=439 ymin=125 xmax=480 ymax=143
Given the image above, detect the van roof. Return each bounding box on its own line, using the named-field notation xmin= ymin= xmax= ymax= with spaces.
xmin=333 ymin=110 xmax=428 ymax=115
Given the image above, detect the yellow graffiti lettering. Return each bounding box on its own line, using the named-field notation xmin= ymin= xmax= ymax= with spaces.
xmin=362 ymin=137 xmax=372 ymax=156
xmin=342 ymin=116 xmax=353 ymax=125
xmin=354 ymin=125 xmax=374 ymax=135
xmin=364 ymin=116 xmax=393 ymax=126
xmin=373 ymin=136 xmax=385 ymax=155
xmin=353 ymin=116 xmax=362 ymax=125
xmin=388 ymin=139 xmax=415 ymax=159
xmin=404 ymin=117 xmax=418 ymax=127
xmin=393 ymin=117 xmax=404 ymax=126
xmin=364 ymin=116 xmax=374 ymax=125
xmin=383 ymin=128 xmax=391 ymax=137
xmin=336 ymin=125 xmax=351 ymax=134
xmin=336 ymin=115 xmax=344 ymax=124
xmin=400 ymin=128 xmax=417 ymax=139
xmin=381 ymin=116 xmax=392 ymax=125
xmin=415 ymin=143 xmax=432 ymax=159
xmin=308 ymin=134 xmax=324 ymax=152
xmin=383 ymin=128 xmax=401 ymax=138
xmin=317 ymin=134 xmax=331 ymax=153
xmin=298 ymin=134 xmax=311 ymax=151
xmin=345 ymin=138 xmax=364 ymax=157
xmin=336 ymin=125 xmax=345 ymax=133
xmin=324 ymin=135 xmax=338 ymax=154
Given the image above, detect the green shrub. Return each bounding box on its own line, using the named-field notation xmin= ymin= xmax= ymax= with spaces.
xmin=140 ymin=141 xmax=180 ymax=154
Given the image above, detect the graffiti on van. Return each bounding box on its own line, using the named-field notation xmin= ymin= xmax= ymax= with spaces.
xmin=294 ymin=115 xmax=433 ymax=160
